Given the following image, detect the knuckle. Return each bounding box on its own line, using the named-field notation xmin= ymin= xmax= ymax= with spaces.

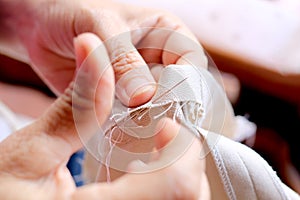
xmin=155 ymin=12 xmax=183 ymax=29
xmin=43 ymin=92 xmax=74 ymax=133
xmin=70 ymin=80 xmax=94 ymax=111
xmin=41 ymin=82 xmax=82 ymax=134
xmin=111 ymin=51 xmax=143 ymax=80
xmin=74 ymin=8 xmax=95 ymax=34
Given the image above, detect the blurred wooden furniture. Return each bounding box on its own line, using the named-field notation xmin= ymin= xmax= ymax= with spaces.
xmin=192 ymin=0 xmax=300 ymax=193
xmin=120 ymin=0 xmax=300 ymax=104
xmin=186 ymin=0 xmax=300 ymax=193
xmin=191 ymin=0 xmax=300 ymax=104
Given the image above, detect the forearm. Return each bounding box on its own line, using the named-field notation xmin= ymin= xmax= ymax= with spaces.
xmin=0 ymin=0 xmax=35 ymax=63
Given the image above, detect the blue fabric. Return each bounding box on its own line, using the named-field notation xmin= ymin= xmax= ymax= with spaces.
xmin=67 ymin=149 xmax=85 ymax=187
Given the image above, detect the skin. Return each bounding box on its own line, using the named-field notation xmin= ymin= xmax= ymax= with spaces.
xmin=0 ymin=0 xmax=210 ymax=199
xmin=0 ymin=33 xmax=210 ymax=200
xmin=0 ymin=0 xmax=207 ymax=107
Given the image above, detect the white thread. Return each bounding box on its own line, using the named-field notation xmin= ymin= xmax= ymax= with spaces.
xmin=96 ymin=77 xmax=205 ymax=182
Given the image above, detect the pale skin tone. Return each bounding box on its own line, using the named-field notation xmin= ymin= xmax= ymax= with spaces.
xmin=0 ymin=33 xmax=210 ymax=200
xmin=0 ymin=0 xmax=207 ymax=107
xmin=0 ymin=0 xmax=210 ymax=199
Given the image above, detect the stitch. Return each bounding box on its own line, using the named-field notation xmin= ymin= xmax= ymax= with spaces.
xmin=213 ymin=146 xmax=236 ymax=200
xmin=96 ymin=77 xmax=194 ymax=181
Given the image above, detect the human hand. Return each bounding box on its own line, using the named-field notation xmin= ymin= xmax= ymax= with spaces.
xmin=0 ymin=33 xmax=209 ymax=200
xmin=1 ymin=0 xmax=207 ymax=107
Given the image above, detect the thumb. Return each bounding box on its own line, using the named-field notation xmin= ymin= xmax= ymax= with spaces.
xmin=38 ymin=32 xmax=115 ymax=160
xmin=0 ymin=33 xmax=115 ymax=179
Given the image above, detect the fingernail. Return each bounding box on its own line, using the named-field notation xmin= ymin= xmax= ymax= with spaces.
xmin=126 ymin=80 xmax=156 ymax=107
xmin=74 ymin=33 xmax=102 ymax=68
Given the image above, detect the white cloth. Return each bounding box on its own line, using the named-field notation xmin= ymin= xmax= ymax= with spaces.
xmin=203 ymin=130 xmax=300 ymax=200
xmin=0 ymin=101 xmax=33 ymax=142
xmin=84 ymin=65 xmax=256 ymax=173
xmin=84 ymin=65 xmax=300 ymax=199
xmin=0 ymin=116 xmax=13 ymax=142
xmin=103 ymin=65 xmax=256 ymax=141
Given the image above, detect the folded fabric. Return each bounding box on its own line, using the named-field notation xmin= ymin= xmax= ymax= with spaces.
xmin=101 ymin=64 xmax=256 ymax=142
xmin=83 ymin=64 xmax=256 ymax=180
xmin=202 ymin=129 xmax=300 ymax=200
xmin=83 ymin=64 xmax=299 ymax=199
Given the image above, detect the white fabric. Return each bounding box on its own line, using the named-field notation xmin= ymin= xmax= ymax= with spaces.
xmin=86 ymin=64 xmax=299 ymax=199
xmin=0 ymin=116 xmax=13 ymax=142
xmin=104 ymin=65 xmax=256 ymax=142
xmin=0 ymin=67 xmax=297 ymax=199
xmin=203 ymin=130 xmax=300 ymax=200
xmin=0 ymin=101 xmax=33 ymax=142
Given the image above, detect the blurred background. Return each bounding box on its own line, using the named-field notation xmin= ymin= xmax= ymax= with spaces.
xmin=0 ymin=0 xmax=299 ymax=194
xmin=123 ymin=0 xmax=300 ymax=192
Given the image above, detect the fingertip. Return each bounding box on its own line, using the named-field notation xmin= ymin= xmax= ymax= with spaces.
xmin=154 ymin=118 xmax=179 ymax=150
xmin=128 ymin=84 xmax=156 ymax=107
xmin=74 ymin=33 xmax=103 ymax=67
xmin=116 ymin=74 xmax=156 ymax=107
xmin=74 ymin=37 xmax=86 ymax=68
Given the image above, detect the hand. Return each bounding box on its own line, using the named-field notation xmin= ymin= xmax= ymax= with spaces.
xmin=1 ymin=0 xmax=207 ymax=107
xmin=0 ymin=34 xmax=209 ymax=200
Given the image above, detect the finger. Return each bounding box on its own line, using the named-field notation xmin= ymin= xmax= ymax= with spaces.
xmin=134 ymin=14 xmax=208 ymax=68
xmin=154 ymin=118 xmax=178 ymax=150
xmin=129 ymin=118 xmax=203 ymax=172
xmin=0 ymin=33 xmax=115 ymax=178
xmin=42 ymin=32 xmax=115 ymax=152
xmin=28 ymin=47 xmax=76 ymax=96
xmin=163 ymin=28 xmax=207 ymax=67
xmin=110 ymin=34 xmax=156 ymax=107
xmin=89 ymin=15 xmax=156 ymax=107
xmin=150 ymin=64 xmax=164 ymax=82
xmin=73 ymin=119 xmax=207 ymax=200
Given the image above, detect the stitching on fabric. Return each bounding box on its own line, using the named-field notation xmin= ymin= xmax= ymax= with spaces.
xmin=211 ymin=145 xmax=236 ymax=200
